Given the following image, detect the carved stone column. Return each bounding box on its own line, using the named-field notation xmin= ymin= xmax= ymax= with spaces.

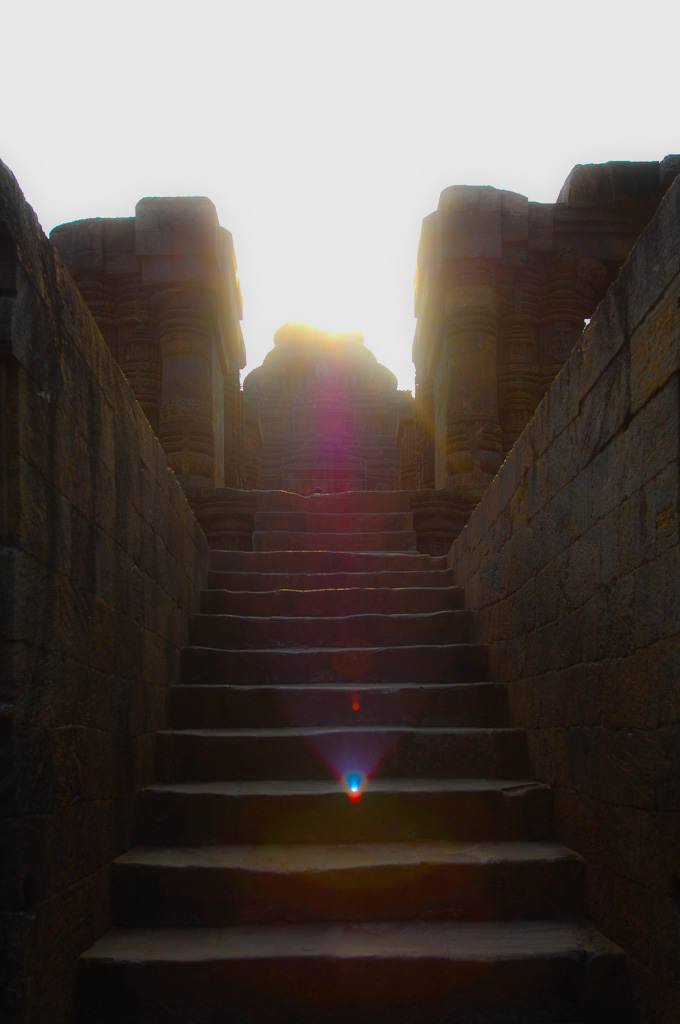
xmin=540 ymin=247 xmax=605 ymax=396
xmin=223 ymin=369 xmax=242 ymax=486
xmin=497 ymin=261 xmax=542 ymax=452
xmin=154 ymin=288 xmax=215 ymax=487
xmin=75 ymin=274 xmax=115 ymax=355
xmin=437 ymin=258 xmax=503 ymax=499
xmin=113 ymin=279 xmax=161 ymax=433
xmin=415 ymin=374 xmax=435 ymax=489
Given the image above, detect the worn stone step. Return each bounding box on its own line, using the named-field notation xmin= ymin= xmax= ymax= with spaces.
xmin=210 ymin=549 xmax=447 ymax=572
xmin=155 ymin=726 xmax=528 ymax=782
xmin=256 ymin=489 xmax=411 ymax=513
xmin=207 ymin=568 xmax=456 ymax=591
xmin=253 ymin=510 xmax=414 ymax=534
xmin=136 ymin=778 xmax=553 ymax=845
xmin=252 ymin=530 xmax=418 ymax=552
xmin=189 ymin=610 xmax=473 ymax=650
xmin=200 ymin=586 xmax=465 ymax=616
xmin=181 ymin=643 xmax=489 ymax=686
xmin=80 ymin=919 xmax=629 ymax=1024
xmin=111 ymin=840 xmax=584 ymax=927
xmin=167 ymin=682 xmax=509 ymax=729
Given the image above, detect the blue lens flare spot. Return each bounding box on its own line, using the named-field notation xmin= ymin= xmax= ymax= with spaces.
xmin=345 ymin=771 xmax=364 ymax=801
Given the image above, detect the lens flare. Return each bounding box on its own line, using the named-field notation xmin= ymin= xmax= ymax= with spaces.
xmin=345 ymin=771 xmax=364 ymax=802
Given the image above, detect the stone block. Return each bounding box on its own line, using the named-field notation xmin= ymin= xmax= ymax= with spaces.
xmin=637 ymin=370 xmax=680 ymax=485
xmin=436 ymin=186 xmax=503 ymax=261
xmin=626 ymin=174 xmax=680 ymax=332
xmin=546 ymin=419 xmax=581 ymax=497
xmin=630 ymin=275 xmax=680 ymax=414
xmin=113 ymin=614 xmax=145 ymax=683
xmin=573 ymin=276 xmax=629 ymax=406
xmin=598 ymin=491 xmax=646 ymax=587
xmin=593 ymin=572 xmax=636 ymax=660
xmin=553 ymin=788 xmax=642 ymax=883
xmin=600 ymin=640 xmax=680 ymax=729
xmin=637 ymin=809 xmax=680 ymax=890
xmin=634 ymin=547 xmax=680 ymax=650
xmin=501 ymin=190 xmax=529 ymax=243
xmin=9 ymin=550 xmax=57 ymax=649
xmin=586 ymin=863 xmax=651 ymax=967
xmin=508 ymin=578 xmax=536 ymax=636
xmin=49 ymin=219 xmax=106 ymax=274
xmin=653 ymin=461 xmax=680 ymax=555
xmin=587 ymin=426 xmax=642 ymax=523
xmin=593 ymin=727 xmax=670 ymax=809
xmin=135 ymin=197 xmax=220 ymax=259
xmin=578 ymin=344 xmax=631 ymax=468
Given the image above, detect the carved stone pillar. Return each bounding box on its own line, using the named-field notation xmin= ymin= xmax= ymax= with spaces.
xmin=415 ymin=374 xmax=435 ymax=489
xmin=437 ymin=258 xmax=503 ymax=499
xmin=223 ymin=369 xmax=242 ymax=486
xmin=154 ymin=289 xmax=215 ymax=487
xmin=497 ymin=262 xmax=542 ymax=452
xmin=113 ymin=279 xmax=161 ymax=433
xmin=540 ymin=247 xmax=605 ymax=396
xmin=75 ymin=274 xmax=115 ymax=355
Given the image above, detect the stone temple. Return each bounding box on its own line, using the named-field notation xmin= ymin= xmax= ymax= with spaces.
xmin=1 ymin=155 xmax=679 ymax=1024
xmin=243 ymin=322 xmax=412 ymax=493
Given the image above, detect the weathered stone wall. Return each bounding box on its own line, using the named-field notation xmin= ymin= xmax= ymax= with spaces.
xmin=449 ymin=175 xmax=680 ymax=1023
xmin=0 ymin=162 xmax=208 ymax=1021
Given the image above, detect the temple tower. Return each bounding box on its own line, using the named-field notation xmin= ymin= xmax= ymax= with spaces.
xmin=243 ymin=323 xmax=413 ymax=494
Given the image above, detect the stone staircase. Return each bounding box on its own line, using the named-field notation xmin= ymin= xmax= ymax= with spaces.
xmin=79 ymin=490 xmax=631 ymax=1023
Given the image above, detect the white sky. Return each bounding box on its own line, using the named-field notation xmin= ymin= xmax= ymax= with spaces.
xmin=2 ymin=0 xmax=678 ymax=393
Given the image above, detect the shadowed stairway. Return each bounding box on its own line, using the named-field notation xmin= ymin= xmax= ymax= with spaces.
xmin=79 ymin=490 xmax=632 ymax=1023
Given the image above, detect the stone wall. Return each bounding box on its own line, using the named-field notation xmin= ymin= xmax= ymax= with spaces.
xmin=449 ymin=175 xmax=680 ymax=1023
xmin=0 ymin=162 xmax=209 ymax=1022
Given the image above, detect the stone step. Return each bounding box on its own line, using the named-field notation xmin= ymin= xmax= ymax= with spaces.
xmin=167 ymin=682 xmax=509 ymax=729
xmin=80 ymin=919 xmax=628 ymax=1024
xmin=252 ymin=530 xmax=418 ymax=552
xmin=207 ymin=568 xmax=456 ymax=591
xmin=189 ymin=610 xmax=473 ymax=650
xmin=210 ymin=549 xmax=445 ymax=573
xmin=111 ymin=840 xmax=584 ymax=927
xmin=180 ymin=643 xmax=489 ymax=686
xmin=255 ymin=489 xmax=411 ymax=513
xmin=136 ymin=778 xmax=553 ymax=845
xmin=253 ymin=510 xmax=414 ymax=533
xmin=200 ymin=586 xmax=465 ymax=616
xmin=155 ymin=726 xmax=528 ymax=782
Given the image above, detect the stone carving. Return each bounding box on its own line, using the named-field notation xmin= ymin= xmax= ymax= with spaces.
xmin=244 ymin=323 xmax=413 ymax=494
xmin=50 ymin=198 xmax=257 ymax=491
xmin=413 ymin=158 xmax=679 ymax=500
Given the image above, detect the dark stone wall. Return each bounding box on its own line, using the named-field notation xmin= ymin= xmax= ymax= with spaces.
xmin=0 ymin=162 xmax=208 ymax=1021
xmin=449 ymin=175 xmax=680 ymax=1023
